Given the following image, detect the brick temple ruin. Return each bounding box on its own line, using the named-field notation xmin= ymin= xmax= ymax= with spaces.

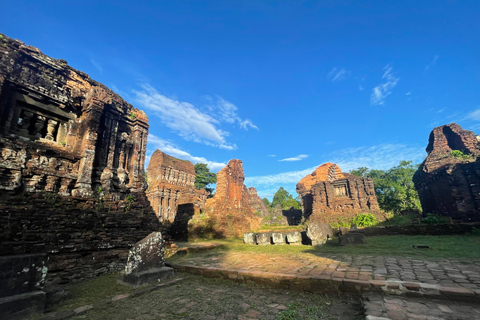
xmin=146 ymin=149 xmax=208 ymax=223
xmin=189 ymin=159 xmax=262 ymax=238
xmin=296 ymin=162 xmax=381 ymax=224
xmin=413 ymin=123 xmax=480 ymax=221
xmin=0 ymin=34 xmax=162 ymax=318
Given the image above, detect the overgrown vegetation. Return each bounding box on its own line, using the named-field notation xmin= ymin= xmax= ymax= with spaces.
xmin=351 ymin=213 xmax=377 ymax=227
xmin=450 ymin=149 xmax=474 ymax=160
xmin=350 ymin=160 xmax=421 ymax=214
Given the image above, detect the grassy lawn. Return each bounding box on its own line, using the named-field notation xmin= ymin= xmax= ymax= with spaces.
xmin=171 ymin=234 xmax=480 ymax=261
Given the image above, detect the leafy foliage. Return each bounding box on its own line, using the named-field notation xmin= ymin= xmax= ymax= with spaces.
xmin=194 ymin=163 xmax=217 ymax=196
xmin=350 ymin=160 xmax=421 ymax=214
xmin=262 ymin=198 xmax=271 ymax=207
xmin=421 ymin=213 xmax=448 ymax=224
xmin=271 ymin=187 xmax=301 ymax=210
xmin=351 ymin=213 xmax=377 ymax=227
xmin=450 ymin=150 xmax=473 ymax=160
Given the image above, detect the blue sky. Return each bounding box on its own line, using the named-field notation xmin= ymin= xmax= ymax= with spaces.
xmin=2 ymin=1 xmax=479 ymax=199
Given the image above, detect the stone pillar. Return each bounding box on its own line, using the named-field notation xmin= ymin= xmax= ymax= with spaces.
xmin=72 ymin=107 xmax=102 ymax=198
xmin=45 ymin=119 xmax=58 ymax=141
xmin=34 ymin=115 xmax=46 ymax=139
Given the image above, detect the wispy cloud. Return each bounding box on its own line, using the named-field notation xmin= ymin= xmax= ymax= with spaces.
xmin=134 ymin=85 xmax=238 ymax=150
xmin=146 ymin=134 xmax=226 ymax=171
xmin=279 ymin=154 xmax=308 ymax=162
xmin=467 ymin=108 xmax=480 ymax=121
xmin=327 ymin=67 xmax=350 ymax=82
xmin=267 ymin=155 xmax=276 ymax=157
xmin=370 ymin=65 xmax=399 ymax=106
xmin=425 ymin=55 xmax=439 ymax=71
xmin=90 ymin=59 xmax=103 ymax=74
xmin=359 ymin=85 xmax=364 ymax=91
xmin=246 ymin=143 xmax=424 ymax=187
xmin=206 ymin=96 xmax=259 ymax=130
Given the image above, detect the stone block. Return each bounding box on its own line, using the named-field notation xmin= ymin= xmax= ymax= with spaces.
xmin=286 ymin=231 xmax=302 ymax=245
xmin=124 ymin=232 xmax=165 ymax=274
xmin=271 ymin=233 xmax=285 ymax=245
xmin=306 ymin=222 xmax=333 ymax=245
xmin=339 ymin=233 xmax=364 ymax=245
xmin=243 ymin=233 xmax=256 ymax=245
xmin=256 ymin=233 xmax=271 ymax=245
xmin=123 ymin=232 xmax=174 ymax=285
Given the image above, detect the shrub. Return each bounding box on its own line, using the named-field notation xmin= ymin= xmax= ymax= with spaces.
xmin=450 ymin=150 xmax=473 ymax=160
xmin=351 ymin=213 xmax=377 ymax=227
xmin=421 ymin=213 xmax=448 ymax=224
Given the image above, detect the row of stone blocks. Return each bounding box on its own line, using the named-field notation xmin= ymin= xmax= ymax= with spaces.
xmin=243 ymin=231 xmax=302 ymax=245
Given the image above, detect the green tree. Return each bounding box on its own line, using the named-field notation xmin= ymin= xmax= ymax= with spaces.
xmin=349 ymin=160 xmax=421 ymax=214
xmin=194 ymin=163 xmax=216 ymax=196
xmin=262 ymin=198 xmax=271 ymax=207
xmin=271 ymin=187 xmax=302 ymax=210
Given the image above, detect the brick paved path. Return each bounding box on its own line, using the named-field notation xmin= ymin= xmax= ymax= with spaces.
xmin=168 ymin=243 xmax=480 ymax=319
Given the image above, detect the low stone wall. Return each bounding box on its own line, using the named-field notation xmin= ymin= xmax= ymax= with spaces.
xmin=0 ymin=191 xmax=160 ymax=286
xmin=356 ymin=223 xmax=480 ymax=236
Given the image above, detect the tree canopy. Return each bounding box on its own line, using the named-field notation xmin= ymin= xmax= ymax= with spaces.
xmin=194 ymin=163 xmax=216 ymax=195
xmin=270 ymin=187 xmax=302 ymax=210
xmin=349 ymin=160 xmax=421 ymax=214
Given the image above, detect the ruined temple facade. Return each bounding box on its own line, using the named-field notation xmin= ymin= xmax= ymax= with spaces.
xmin=146 ymin=149 xmax=208 ymax=222
xmin=413 ymin=123 xmax=480 ymax=221
xmin=0 ymin=34 xmax=148 ymax=198
xmin=190 ymin=159 xmax=261 ymax=238
xmin=0 ymin=34 xmax=159 ymax=287
xmin=297 ymin=163 xmax=381 ymax=224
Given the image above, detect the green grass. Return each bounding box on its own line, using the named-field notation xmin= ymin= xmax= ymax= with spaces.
xmin=169 ymin=234 xmax=480 ymax=261
xmin=52 ymin=273 xmax=140 ymax=312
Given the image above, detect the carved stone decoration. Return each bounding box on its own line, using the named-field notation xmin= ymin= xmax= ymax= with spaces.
xmin=413 ymin=123 xmax=480 ymax=221
xmin=0 ymin=33 xmax=160 ymax=291
xmin=296 ymin=163 xmax=382 ymax=224
xmin=45 ymin=119 xmax=58 ymax=140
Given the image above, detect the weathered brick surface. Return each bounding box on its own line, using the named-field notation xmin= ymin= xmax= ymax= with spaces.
xmin=297 ymin=163 xmax=382 ymax=223
xmin=413 ymin=123 xmax=480 ymax=221
xmin=0 ymin=33 xmax=160 ymax=286
xmin=146 ymin=150 xmax=207 ymax=222
xmin=191 ymin=160 xmax=261 ymax=238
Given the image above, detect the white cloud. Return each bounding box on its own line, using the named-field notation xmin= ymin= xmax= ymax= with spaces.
xmin=425 ymin=55 xmax=439 ymax=71
xmin=359 ymin=85 xmax=364 ymax=91
xmin=267 ymin=155 xmax=276 ymax=157
xmin=279 ymin=154 xmax=308 ymax=162
xmin=327 ymin=67 xmax=350 ymax=82
xmin=206 ymin=96 xmax=259 ymax=130
xmin=90 ymin=59 xmax=103 ymax=73
xmin=134 ymin=85 xmax=237 ymax=150
xmin=146 ymin=134 xmax=226 ymax=172
xmin=405 ymin=92 xmax=411 ymax=96
xmin=248 ymin=143 xmax=425 ymax=200
xmin=246 ymin=143 xmax=425 ymax=187
xmin=370 ymin=65 xmax=399 ymax=106
xmin=467 ymin=109 xmax=480 ymax=121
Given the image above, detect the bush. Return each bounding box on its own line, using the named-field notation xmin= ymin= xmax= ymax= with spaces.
xmin=351 ymin=213 xmax=377 ymax=227
xmin=421 ymin=213 xmax=448 ymax=224
xmin=450 ymin=150 xmax=473 ymax=160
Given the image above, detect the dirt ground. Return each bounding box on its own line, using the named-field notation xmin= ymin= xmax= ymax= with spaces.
xmin=69 ymin=273 xmax=364 ymax=320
